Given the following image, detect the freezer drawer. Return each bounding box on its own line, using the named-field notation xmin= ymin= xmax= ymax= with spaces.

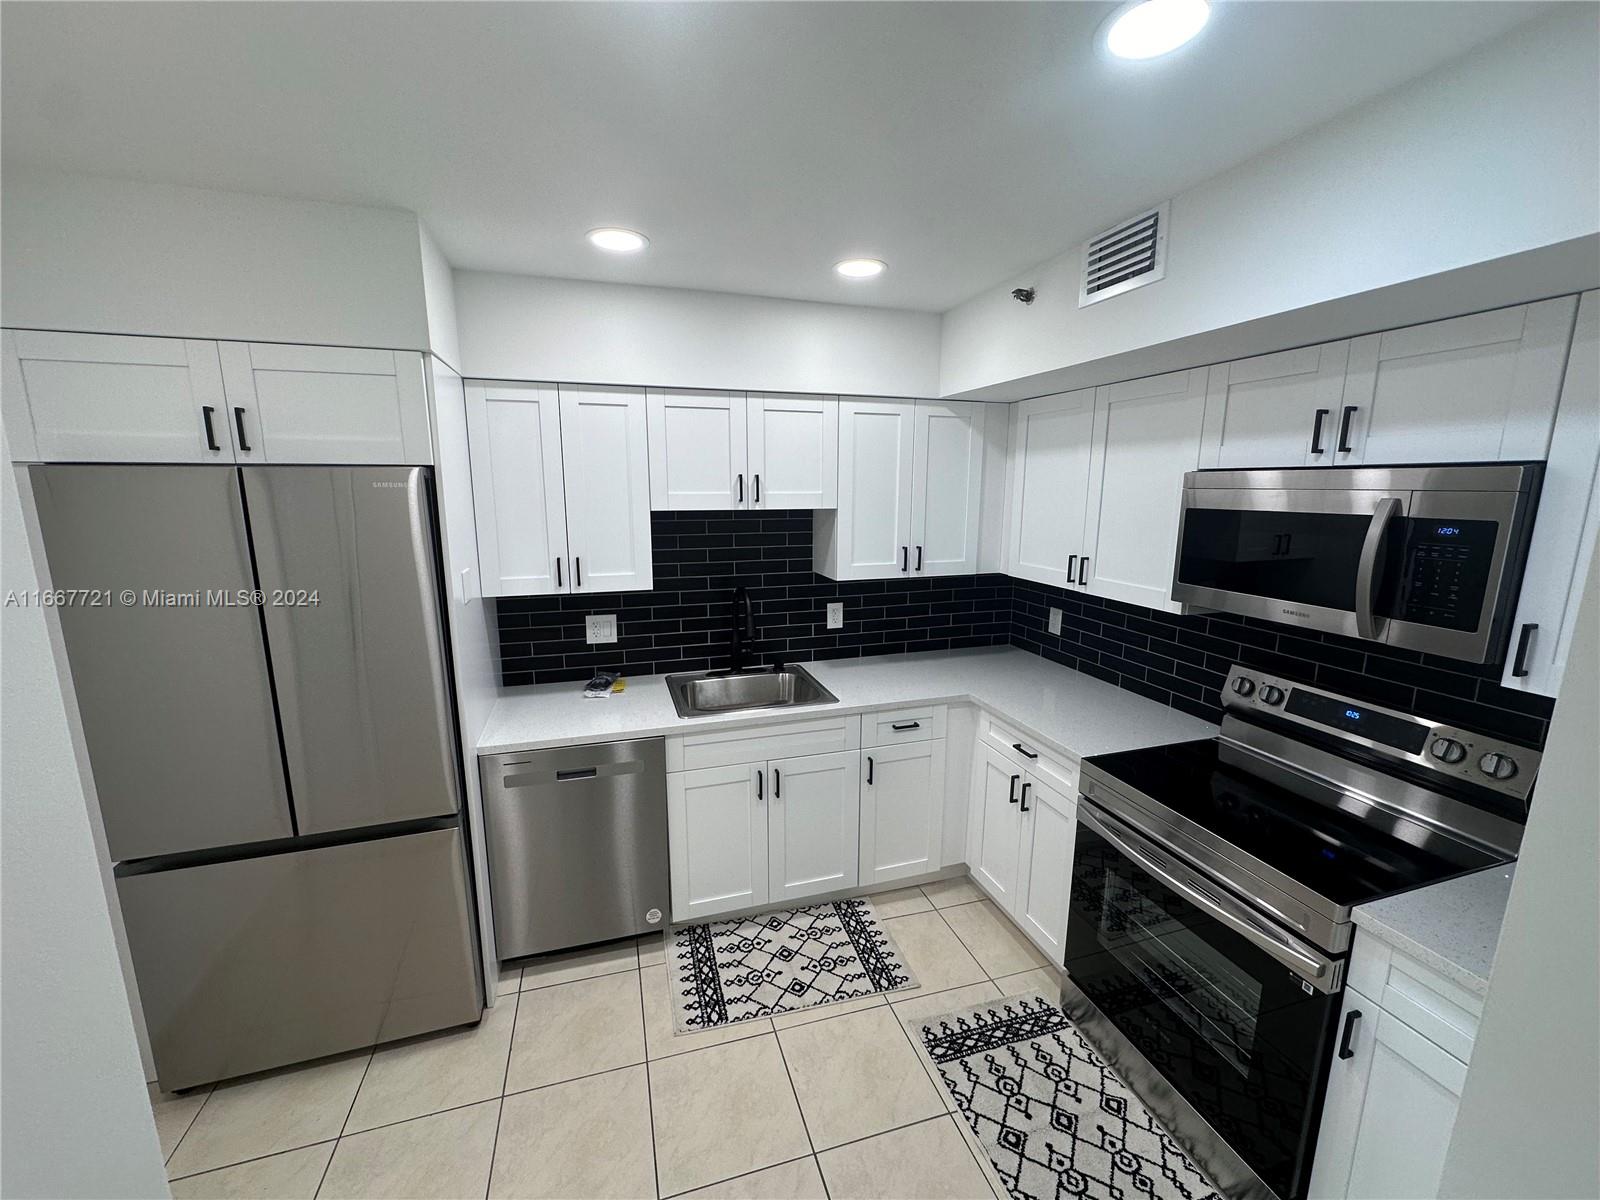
xmin=482 ymin=739 xmax=669 ymax=960
xmin=117 ymin=826 xmax=481 ymax=1091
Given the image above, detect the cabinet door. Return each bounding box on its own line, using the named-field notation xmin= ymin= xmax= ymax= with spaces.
xmin=970 ymin=744 xmax=1024 ymax=907
xmin=1341 ymin=297 xmax=1577 ymax=465
xmin=1012 ymin=775 xmax=1075 ymax=960
xmin=859 ymin=740 xmax=946 ymax=886
xmin=464 ymin=382 xmax=569 ymax=597
xmin=647 ymin=389 xmax=747 ymax=510
xmin=1501 ymin=290 xmax=1600 ymax=697
xmin=1005 ymin=389 xmax=1095 ymax=587
xmin=559 ymin=384 xmax=654 ymax=593
xmin=748 ymin=393 xmax=838 ymax=509
xmin=217 ymin=343 xmax=431 ymax=464
xmin=767 ymin=750 xmax=861 ymax=903
xmin=1081 ymin=368 xmax=1209 ymax=612
xmin=1200 ymin=342 xmax=1350 ymax=468
xmin=910 ymin=400 xmax=985 ymax=576
xmin=830 ymin=397 xmax=915 ymax=580
xmin=1308 ymin=989 xmax=1378 ymax=1200
xmin=667 ymin=764 xmax=767 ymax=921
xmin=2 ymin=330 xmax=230 ymax=463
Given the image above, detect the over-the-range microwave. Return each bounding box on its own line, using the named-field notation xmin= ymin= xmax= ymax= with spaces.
xmin=1171 ymin=462 xmax=1543 ymax=665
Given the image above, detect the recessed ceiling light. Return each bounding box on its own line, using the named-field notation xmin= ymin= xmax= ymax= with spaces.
xmin=1103 ymin=0 xmax=1210 ymax=60
xmin=835 ymin=258 xmax=886 ymax=279
xmin=587 ymin=227 xmax=648 ymax=253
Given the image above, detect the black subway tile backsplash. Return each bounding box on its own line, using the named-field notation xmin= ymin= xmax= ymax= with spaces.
xmin=494 ymin=513 xmax=1557 ymax=751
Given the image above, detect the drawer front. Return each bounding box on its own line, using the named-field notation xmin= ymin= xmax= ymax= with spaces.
xmin=668 ymin=713 xmax=861 ymax=771
xmin=978 ymin=712 xmax=1078 ymax=797
xmin=1348 ymin=931 xmax=1484 ymax=1062
xmin=862 ymin=704 xmax=947 ymax=747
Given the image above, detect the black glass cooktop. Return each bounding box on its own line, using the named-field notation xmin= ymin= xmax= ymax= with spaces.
xmin=1082 ymin=738 xmax=1505 ymax=909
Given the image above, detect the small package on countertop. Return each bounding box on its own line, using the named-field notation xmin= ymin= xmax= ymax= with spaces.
xmin=582 ymin=671 xmax=619 ymax=699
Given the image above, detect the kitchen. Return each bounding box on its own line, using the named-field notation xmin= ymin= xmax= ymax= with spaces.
xmin=1 ymin=3 xmax=1597 ymax=1200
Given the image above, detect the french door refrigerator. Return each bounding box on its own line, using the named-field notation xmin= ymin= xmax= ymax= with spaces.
xmin=30 ymin=463 xmax=481 ymax=1091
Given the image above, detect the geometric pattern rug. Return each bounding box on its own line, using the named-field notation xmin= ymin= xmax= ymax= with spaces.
xmin=916 ymin=994 xmax=1224 ymax=1200
xmin=665 ymin=897 xmax=917 ymax=1034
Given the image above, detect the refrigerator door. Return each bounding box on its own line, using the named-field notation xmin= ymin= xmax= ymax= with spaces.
xmin=117 ymin=825 xmax=482 ymax=1091
xmin=241 ymin=466 xmax=460 ymax=834
xmin=28 ymin=465 xmax=293 ymax=860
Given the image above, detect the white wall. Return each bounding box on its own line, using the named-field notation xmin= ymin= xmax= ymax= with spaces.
xmin=419 ymin=224 xmax=463 ymax=372
xmin=1439 ymin=548 xmax=1600 ymax=1200
xmin=1 ymin=171 xmax=432 ymax=351
xmin=940 ymin=7 xmax=1600 ymax=400
xmin=1 ymin=442 xmax=170 ymax=1200
xmin=456 ymin=270 xmax=941 ymax=397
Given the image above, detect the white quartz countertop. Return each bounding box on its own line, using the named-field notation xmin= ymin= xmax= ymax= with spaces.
xmin=477 ymin=646 xmax=1217 ymax=762
xmin=1353 ymin=864 xmax=1517 ymax=996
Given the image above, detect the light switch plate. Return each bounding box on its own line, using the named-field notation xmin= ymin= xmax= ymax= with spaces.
xmin=1048 ymin=607 xmax=1062 ymax=635
xmin=826 ymin=601 xmax=844 ymax=630
xmin=585 ymin=614 xmax=618 ymax=644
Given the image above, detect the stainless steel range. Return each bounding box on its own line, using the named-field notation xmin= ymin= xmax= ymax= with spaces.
xmin=1062 ymin=664 xmax=1538 ymax=1200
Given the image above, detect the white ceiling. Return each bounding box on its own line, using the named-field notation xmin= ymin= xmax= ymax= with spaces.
xmin=0 ymin=1 xmax=1551 ymax=312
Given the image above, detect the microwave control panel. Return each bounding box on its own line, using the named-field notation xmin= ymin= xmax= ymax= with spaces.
xmin=1393 ymin=518 xmax=1496 ymax=630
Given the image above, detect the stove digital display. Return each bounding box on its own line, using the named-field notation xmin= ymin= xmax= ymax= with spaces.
xmin=1285 ymin=689 xmax=1429 ymax=755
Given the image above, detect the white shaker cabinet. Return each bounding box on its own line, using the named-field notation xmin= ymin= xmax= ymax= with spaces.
xmin=646 ymin=388 xmax=747 ymax=510
xmin=1080 ymin=368 xmax=1210 ymax=611
xmin=859 ymin=737 xmax=947 ymax=886
xmin=747 ymin=393 xmax=838 ymax=509
xmin=2 ymin=330 xmax=231 ymax=463
xmin=767 ymin=750 xmax=861 ymax=903
xmin=970 ymin=743 xmax=1025 ymax=907
xmin=465 ymin=382 xmax=570 ymax=597
xmin=1012 ymin=773 xmax=1076 ymax=961
xmin=1005 ymin=388 xmax=1096 ymax=588
xmin=558 ymin=385 xmax=654 ymax=593
xmin=911 ymin=400 xmax=986 ymax=576
xmin=667 ymin=763 xmax=769 ymax=921
xmin=1199 ymin=341 xmax=1351 ymax=468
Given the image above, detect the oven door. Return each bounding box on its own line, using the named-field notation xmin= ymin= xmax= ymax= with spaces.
xmin=1065 ymin=802 xmax=1342 ymax=1200
xmin=1172 ymin=486 xmax=1408 ymax=642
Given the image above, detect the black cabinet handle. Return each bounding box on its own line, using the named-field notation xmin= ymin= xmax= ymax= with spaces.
xmin=891 ymin=721 xmax=920 ymax=731
xmin=915 ymin=545 xmax=923 ymax=572
xmin=233 ymin=406 xmax=251 ymax=452
xmin=1512 ymin=623 xmax=1538 ymax=677
xmin=1066 ymin=554 xmax=1077 ymax=585
xmin=1338 ymin=1009 xmax=1363 ymax=1060
xmin=756 ymin=769 xmax=763 ymax=800
xmin=736 ymin=473 xmax=743 ymax=503
xmin=555 ymin=558 xmax=563 ymax=588
xmin=773 ymin=768 xmax=780 ymax=798
xmin=1337 ymin=405 xmax=1357 ymax=454
xmin=201 ymin=405 xmax=219 ymax=452
xmin=1079 ymin=557 xmax=1090 ymax=587
xmin=574 ymin=557 xmax=582 ymax=587
xmin=1020 ymin=781 xmax=1031 ymax=813
xmin=866 ymin=756 xmax=874 ymax=786
xmin=1012 ymin=742 xmax=1039 ymax=760
xmin=1310 ymin=408 xmax=1330 ymax=455
xmin=753 ymin=473 xmax=760 ymax=503
xmin=1008 ymin=773 xmax=1020 ymax=804
xmin=900 ymin=546 xmax=908 ymax=572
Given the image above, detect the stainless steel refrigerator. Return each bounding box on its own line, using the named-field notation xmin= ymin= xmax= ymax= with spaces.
xmin=30 ymin=463 xmax=481 ymax=1091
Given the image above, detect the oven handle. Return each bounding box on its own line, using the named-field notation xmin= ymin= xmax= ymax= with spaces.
xmin=1078 ymin=803 xmax=1340 ymax=993
xmin=1355 ymin=496 xmax=1402 ymax=641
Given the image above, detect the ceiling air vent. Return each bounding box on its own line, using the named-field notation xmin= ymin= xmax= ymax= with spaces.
xmin=1078 ymin=202 xmax=1168 ymax=307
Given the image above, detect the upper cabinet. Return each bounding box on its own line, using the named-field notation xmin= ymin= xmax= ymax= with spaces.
xmin=2 ymin=330 xmax=431 ymax=465
xmin=1200 ymin=341 xmax=1351 ymax=469
xmin=1005 ymin=389 xmax=1096 ymax=588
xmin=465 ymin=381 xmax=652 ymax=598
xmin=647 ymin=391 xmax=836 ymax=511
xmin=815 ymin=397 xmax=985 ymax=581
xmin=747 ymin=393 xmax=838 ymax=509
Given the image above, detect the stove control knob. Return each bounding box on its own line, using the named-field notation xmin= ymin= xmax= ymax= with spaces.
xmin=1429 ymin=737 xmax=1467 ymax=765
xmin=1478 ymin=751 xmax=1519 ymax=781
xmin=1231 ymin=677 xmax=1256 ymax=697
xmin=1259 ymin=684 xmax=1285 ymax=705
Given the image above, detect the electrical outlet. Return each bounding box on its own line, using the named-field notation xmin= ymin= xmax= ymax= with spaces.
xmin=585 ymin=613 xmax=618 ymax=645
xmin=826 ymin=601 xmax=844 ymax=630
xmin=1048 ymin=607 xmax=1062 ymax=635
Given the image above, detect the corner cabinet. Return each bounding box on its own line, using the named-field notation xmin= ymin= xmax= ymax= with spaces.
xmin=1005 ymin=388 xmax=1096 ymax=587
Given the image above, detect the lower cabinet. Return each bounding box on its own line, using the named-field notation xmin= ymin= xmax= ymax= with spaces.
xmin=971 ymin=743 xmax=1025 ymax=906
xmin=1012 ymin=774 xmax=1076 ymax=961
xmin=859 ymin=739 xmax=947 ymax=886
xmin=768 ymin=750 xmax=861 ymax=903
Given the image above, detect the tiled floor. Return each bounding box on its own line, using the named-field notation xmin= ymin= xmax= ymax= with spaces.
xmin=155 ymin=881 xmax=1054 ymax=1199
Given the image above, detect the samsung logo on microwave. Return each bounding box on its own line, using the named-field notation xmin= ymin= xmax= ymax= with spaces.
xmin=370 ymin=481 xmax=408 ymax=489
xmin=1281 ymin=607 xmax=1312 ymax=620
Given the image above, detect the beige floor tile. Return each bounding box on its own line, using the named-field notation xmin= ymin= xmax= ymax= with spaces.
xmin=879 ymin=911 xmax=986 ymax=996
xmin=490 ymin=1065 xmax=655 ymax=1200
xmin=674 ymin=1155 xmax=828 ymax=1199
xmin=168 ymin=1142 xmax=333 ymax=1198
xmin=920 ymin=877 xmax=986 ymax=909
xmin=868 ymin=886 xmax=933 ymax=919
xmin=520 ymin=937 xmax=640 ymax=990
xmin=650 ymin=1034 xmax=811 ymax=1197
xmin=889 ymin=980 xmax=1003 ymax=1025
xmin=642 ymin=963 xmax=773 ymax=1058
xmin=940 ymin=900 xmax=1049 ymax=978
xmin=777 ymin=1005 xmax=944 ymax=1150
xmin=319 ymin=1100 xmax=499 ymax=1199
xmin=637 ymin=931 xmax=667 ymax=967
xmin=496 ymin=963 xmax=523 ymax=996
xmin=505 ymin=971 xmax=644 ymax=1093
xmin=345 ymin=997 xmax=515 ymax=1132
xmin=149 ymin=1082 xmax=211 ymax=1162
xmin=165 ymin=1051 xmax=368 ymax=1178
xmin=818 ymin=1115 xmax=995 ymax=1199
xmin=993 ymin=966 xmax=1062 ymax=1000
xmin=769 ymin=991 xmax=885 ymax=1031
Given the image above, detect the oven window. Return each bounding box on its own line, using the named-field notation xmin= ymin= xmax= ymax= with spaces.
xmin=1177 ymin=507 xmax=1388 ymax=612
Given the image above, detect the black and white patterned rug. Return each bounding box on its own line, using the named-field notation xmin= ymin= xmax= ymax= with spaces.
xmin=666 ymin=897 xmax=917 ymax=1033
xmin=916 ymin=994 xmax=1224 ymax=1200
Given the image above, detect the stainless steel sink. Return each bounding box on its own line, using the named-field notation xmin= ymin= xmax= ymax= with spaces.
xmin=665 ymin=664 xmax=839 ymax=718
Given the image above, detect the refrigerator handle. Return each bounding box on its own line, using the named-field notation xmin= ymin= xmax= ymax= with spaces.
xmin=404 ymin=470 xmax=462 ymax=814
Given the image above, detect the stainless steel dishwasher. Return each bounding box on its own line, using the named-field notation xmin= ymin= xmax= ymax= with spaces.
xmin=480 ymin=738 xmax=669 ymax=959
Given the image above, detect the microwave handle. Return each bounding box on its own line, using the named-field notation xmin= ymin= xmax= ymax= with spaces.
xmin=1355 ymin=497 xmax=1403 ymax=641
